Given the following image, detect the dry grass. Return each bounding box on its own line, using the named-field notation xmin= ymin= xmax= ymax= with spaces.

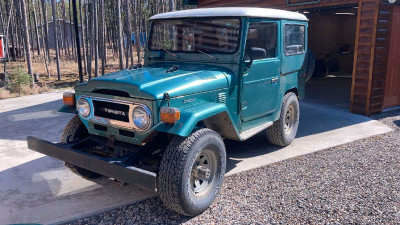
xmin=0 ymin=47 xmax=143 ymax=100
xmin=0 ymin=88 xmax=11 ymax=99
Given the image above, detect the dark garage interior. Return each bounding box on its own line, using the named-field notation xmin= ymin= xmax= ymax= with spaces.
xmin=304 ymin=6 xmax=358 ymax=110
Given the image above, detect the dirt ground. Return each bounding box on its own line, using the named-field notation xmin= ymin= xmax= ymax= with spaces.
xmin=0 ymin=48 xmax=142 ymax=99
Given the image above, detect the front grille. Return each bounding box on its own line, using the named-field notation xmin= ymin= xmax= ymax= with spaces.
xmin=93 ymin=124 xmax=108 ymax=131
xmin=93 ymin=100 xmax=130 ymax=122
xmin=119 ymin=129 xmax=135 ymax=138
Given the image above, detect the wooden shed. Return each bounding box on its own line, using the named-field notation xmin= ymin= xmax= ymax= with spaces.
xmin=185 ymin=0 xmax=400 ymax=116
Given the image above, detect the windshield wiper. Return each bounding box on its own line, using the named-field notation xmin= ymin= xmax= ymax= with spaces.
xmin=161 ymin=49 xmax=180 ymax=59
xmin=196 ymin=50 xmax=217 ymax=60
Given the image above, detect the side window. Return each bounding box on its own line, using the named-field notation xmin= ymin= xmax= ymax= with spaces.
xmin=284 ymin=24 xmax=305 ymax=56
xmin=245 ymin=22 xmax=277 ymax=60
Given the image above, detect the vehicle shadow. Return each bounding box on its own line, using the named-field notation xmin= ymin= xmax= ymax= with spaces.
xmin=0 ymin=156 xmax=155 ymax=224
xmin=0 ymin=99 xmax=73 ymax=142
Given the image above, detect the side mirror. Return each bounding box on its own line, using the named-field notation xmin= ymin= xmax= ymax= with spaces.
xmin=249 ymin=47 xmax=267 ymax=61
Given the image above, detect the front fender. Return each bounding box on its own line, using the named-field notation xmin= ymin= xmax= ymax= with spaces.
xmin=153 ymin=102 xmax=237 ymax=137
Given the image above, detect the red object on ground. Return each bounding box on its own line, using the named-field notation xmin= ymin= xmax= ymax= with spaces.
xmin=0 ymin=36 xmax=3 ymax=59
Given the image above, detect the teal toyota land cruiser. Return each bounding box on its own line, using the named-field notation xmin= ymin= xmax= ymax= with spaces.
xmin=28 ymin=7 xmax=312 ymax=216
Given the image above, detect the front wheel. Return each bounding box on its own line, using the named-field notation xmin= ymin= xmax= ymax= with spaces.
xmin=159 ymin=128 xmax=226 ymax=216
xmin=61 ymin=115 xmax=102 ymax=179
xmin=267 ymin=92 xmax=300 ymax=147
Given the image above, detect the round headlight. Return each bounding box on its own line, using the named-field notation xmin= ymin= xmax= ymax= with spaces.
xmin=77 ymin=98 xmax=91 ymax=117
xmin=132 ymin=106 xmax=151 ymax=130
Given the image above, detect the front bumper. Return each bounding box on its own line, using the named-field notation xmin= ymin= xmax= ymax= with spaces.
xmin=27 ymin=136 xmax=157 ymax=192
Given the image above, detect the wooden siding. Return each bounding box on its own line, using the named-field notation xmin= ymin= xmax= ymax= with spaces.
xmin=351 ymin=0 xmax=392 ymax=115
xmin=383 ymin=5 xmax=400 ymax=108
xmin=198 ymin=0 xmax=359 ymax=10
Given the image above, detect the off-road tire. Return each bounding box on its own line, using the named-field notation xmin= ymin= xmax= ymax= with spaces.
xmin=267 ymin=92 xmax=300 ymax=147
xmin=61 ymin=115 xmax=102 ymax=179
xmin=159 ymin=128 xmax=226 ymax=216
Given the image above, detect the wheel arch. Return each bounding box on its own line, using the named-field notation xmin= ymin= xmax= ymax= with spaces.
xmin=285 ymin=87 xmax=299 ymax=97
xmin=153 ymin=103 xmax=240 ymax=140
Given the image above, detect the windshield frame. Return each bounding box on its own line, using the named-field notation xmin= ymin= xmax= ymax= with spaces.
xmin=148 ymin=17 xmax=243 ymax=55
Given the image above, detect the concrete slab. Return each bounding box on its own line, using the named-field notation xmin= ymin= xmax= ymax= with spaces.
xmin=0 ymin=92 xmax=393 ymax=224
xmin=225 ymin=102 xmax=393 ymax=175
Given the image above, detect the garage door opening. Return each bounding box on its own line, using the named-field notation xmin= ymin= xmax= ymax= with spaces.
xmin=304 ymin=6 xmax=358 ymax=110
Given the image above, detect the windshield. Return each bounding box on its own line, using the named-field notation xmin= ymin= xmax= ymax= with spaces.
xmin=149 ymin=18 xmax=241 ymax=54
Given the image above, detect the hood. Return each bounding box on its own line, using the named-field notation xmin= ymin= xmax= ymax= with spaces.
xmin=76 ymin=65 xmax=231 ymax=100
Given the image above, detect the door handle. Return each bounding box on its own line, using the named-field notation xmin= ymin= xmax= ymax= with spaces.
xmin=271 ymin=78 xmax=279 ymax=84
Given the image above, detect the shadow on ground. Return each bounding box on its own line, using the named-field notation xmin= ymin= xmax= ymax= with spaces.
xmin=0 ymin=156 xmax=154 ymax=224
xmin=0 ymin=99 xmax=68 ymax=142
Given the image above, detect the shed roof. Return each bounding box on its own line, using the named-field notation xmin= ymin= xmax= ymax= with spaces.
xmin=150 ymin=7 xmax=308 ymax=21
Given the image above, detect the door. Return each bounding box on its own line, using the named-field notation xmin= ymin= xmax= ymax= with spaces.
xmin=241 ymin=22 xmax=280 ymax=122
xmin=384 ymin=6 xmax=400 ymax=108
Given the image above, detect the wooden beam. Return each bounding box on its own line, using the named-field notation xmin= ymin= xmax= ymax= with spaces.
xmin=350 ymin=0 xmax=363 ymax=114
xmin=366 ymin=0 xmax=380 ymax=116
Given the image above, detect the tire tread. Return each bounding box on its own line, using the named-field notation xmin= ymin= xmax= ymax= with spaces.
xmin=159 ymin=128 xmax=221 ymax=216
xmin=267 ymin=92 xmax=298 ymax=146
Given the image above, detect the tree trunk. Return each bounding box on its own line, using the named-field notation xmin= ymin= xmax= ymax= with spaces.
xmin=84 ymin=0 xmax=91 ymax=79
xmin=26 ymin=0 xmax=35 ymax=59
xmin=116 ymin=0 xmax=124 ymax=70
xmin=132 ymin=0 xmax=141 ymax=63
xmin=72 ymin=0 xmax=83 ymax=83
xmin=20 ymin=0 xmax=34 ymax=85
xmin=2 ymin=0 xmax=15 ymax=77
xmin=51 ymin=0 xmax=61 ymax=80
xmin=61 ymin=0 xmax=69 ymax=57
xmin=101 ymin=0 xmax=106 ymax=74
xmin=100 ymin=0 xmax=106 ymax=75
xmin=88 ymin=0 xmax=93 ymax=79
xmin=32 ymin=0 xmax=41 ymax=56
xmin=79 ymin=0 xmax=87 ymax=75
xmin=41 ymin=0 xmax=50 ymax=62
xmin=5 ymin=0 xmax=15 ymax=61
xmin=93 ymin=0 xmax=98 ymax=77
xmin=124 ymin=0 xmax=133 ymax=68
xmin=36 ymin=0 xmax=50 ymax=77
xmin=69 ymin=0 xmax=75 ymax=60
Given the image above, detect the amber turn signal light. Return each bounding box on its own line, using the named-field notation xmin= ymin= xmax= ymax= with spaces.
xmin=160 ymin=107 xmax=180 ymax=124
xmin=63 ymin=92 xmax=75 ymax=106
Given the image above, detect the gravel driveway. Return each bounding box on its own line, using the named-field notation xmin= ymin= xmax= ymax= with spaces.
xmin=65 ymin=110 xmax=400 ymax=224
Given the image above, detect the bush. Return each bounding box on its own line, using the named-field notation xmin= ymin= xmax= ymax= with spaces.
xmin=9 ymin=67 xmax=31 ymax=96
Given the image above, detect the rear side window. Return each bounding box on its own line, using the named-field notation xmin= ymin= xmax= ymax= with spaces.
xmin=284 ymin=24 xmax=305 ymax=56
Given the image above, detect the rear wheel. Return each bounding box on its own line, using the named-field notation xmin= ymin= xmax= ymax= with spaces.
xmin=267 ymin=92 xmax=300 ymax=146
xmin=61 ymin=115 xmax=102 ymax=179
xmin=159 ymin=128 xmax=226 ymax=216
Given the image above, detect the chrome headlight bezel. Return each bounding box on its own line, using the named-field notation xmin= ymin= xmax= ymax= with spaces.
xmin=132 ymin=105 xmax=152 ymax=131
xmin=77 ymin=98 xmax=91 ymax=118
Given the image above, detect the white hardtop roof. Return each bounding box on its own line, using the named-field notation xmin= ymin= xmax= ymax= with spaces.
xmin=150 ymin=7 xmax=308 ymax=21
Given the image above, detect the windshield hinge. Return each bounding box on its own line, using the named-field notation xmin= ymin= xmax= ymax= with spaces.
xmin=165 ymin=65 xmax=179 ymax=73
